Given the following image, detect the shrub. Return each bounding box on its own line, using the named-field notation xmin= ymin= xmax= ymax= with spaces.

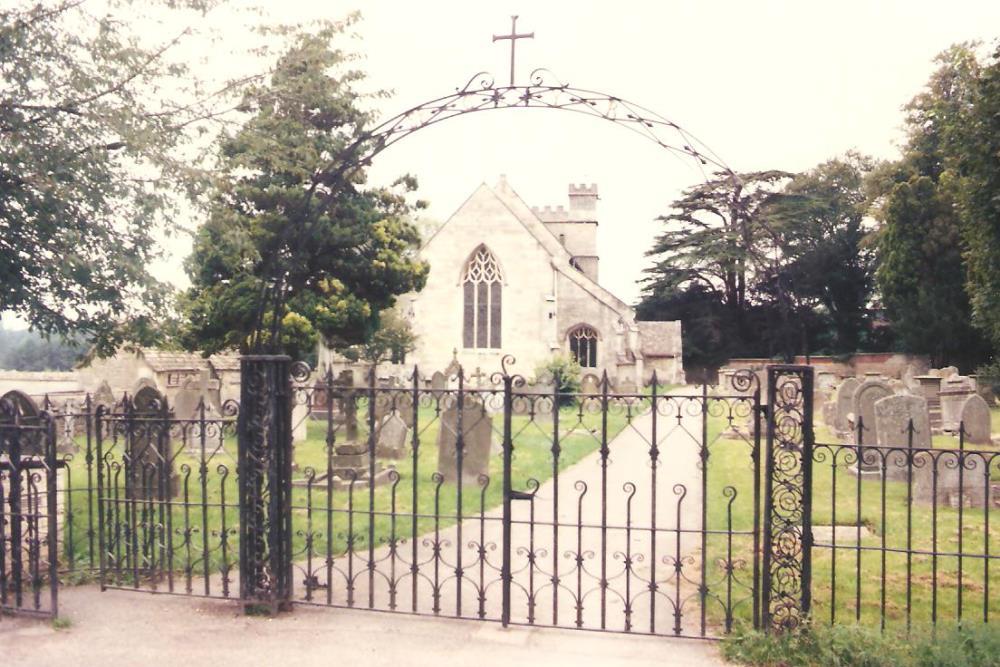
xmin=535 ymin=355 xmax=582 ymax=404
xmin=720 ymin=622 xmax=1000 ymax=667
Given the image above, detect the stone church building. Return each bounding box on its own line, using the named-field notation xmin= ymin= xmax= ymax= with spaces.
xmin=390 ymin=177 xmax=684 ymax=386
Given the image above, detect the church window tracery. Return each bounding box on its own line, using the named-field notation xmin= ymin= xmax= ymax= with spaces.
xmin=569 ymin=325 xmax=598 ymax=367
xmin=462 ymin=245 xmax=503 ymax=349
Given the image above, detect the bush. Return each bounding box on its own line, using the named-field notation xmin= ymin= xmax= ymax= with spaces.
xmin=975 ymin=358 xmax=1000 ymax=403
xmin=534 ymin=355 xmax=582 ymax=404
xmin=720 ymin=623 xmax=1000 ymax=667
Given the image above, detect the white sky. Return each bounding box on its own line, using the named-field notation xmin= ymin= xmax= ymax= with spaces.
xmin=6 ymin=0 xmax=1000 ymax=331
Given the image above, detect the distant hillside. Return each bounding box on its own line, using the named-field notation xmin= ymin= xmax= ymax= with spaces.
xmin=0 ymin=327 xmax=84 ymax=371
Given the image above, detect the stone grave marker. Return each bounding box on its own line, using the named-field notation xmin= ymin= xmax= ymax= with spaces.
xmin=833 ymin=377 xmax=860 ymax=435
xmin=430 ymin=371 xmax=447 ymax=393
xmin=914 ymin=375 xmax=943 ymax=430
xmin=913 ymin=451 xmax=994 ymax=508
xmin=874 ymin=394 xmax=930 ymax=480
xmin=852 ymin=380 xmax=892 ymax=470
xmin=173 ymin=371 xmax=222 ymax=452
xmin=93 ymin=380 xmax=116 ymax=409
xmin=940 ymin=376 xmax=975 ymax=431
xmin=580 ymin=374 xmax=601 ymax=395
xmin=58 ymin=399 xmax=78 ymax=453
xmin=129 ymin=386 xmax=176 ymax=499
xmin=0 ymin=390 xmax=44 ymax=456
xmin=960 ymin=394 xmax=992 ymax=445
xmin=940 ymin=366 xmax=959 ymax=379
xmin=617 ymin=378 xmax=638 ymax=395
xmin=436 ymin=402 xmax=494 ymax=484
xmin=376 ymin=413 xmax=409 ymax=459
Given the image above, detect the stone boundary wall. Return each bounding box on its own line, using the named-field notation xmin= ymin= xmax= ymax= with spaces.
xmin=725 ymin=353 xmax=930 ymax=380
xmin=0 ymin=371 xmax=82 ymax=400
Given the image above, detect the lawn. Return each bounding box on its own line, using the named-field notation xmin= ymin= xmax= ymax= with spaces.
xmin=701 ymin=401 xmax=1000 ymax=633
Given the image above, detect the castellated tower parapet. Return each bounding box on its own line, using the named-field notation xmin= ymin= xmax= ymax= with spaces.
xmin=532 ymin=183 xmax=600 ymax=283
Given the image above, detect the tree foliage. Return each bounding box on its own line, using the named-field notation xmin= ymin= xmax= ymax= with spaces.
xmin=0 ymin=0 xmax=232 ymax=355
xmin=869 ymin=43 xmax=994 ymax=367
xmin=180 ymin=19 xmax=428 ymax=359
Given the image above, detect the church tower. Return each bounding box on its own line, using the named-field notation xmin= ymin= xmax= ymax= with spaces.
xmin=532 ymin=184 xmax=599 ymax=282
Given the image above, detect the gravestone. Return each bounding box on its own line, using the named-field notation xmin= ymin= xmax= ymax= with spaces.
xmin=57 ymin=399 xmax=78 ymax=454
xmin=436 ymin=402 xmax=494 ymax=484
xmin=852 ymin=380 xmax=892 ymax=471
xmin=430 ymin=371 xmax=447 ymax=393
xmin=128 ymin=386 xmax=176 ymax=499
xmin=913 ymin=451 xmax=994 ymax=508
xmin=617 ymin=378 xmax=638 ymax=395
xmin=580 ymin=374 xmax=601 ymax=395
xmin=173 ymin=371 xmax=222 ymax=451
xmin=902 ymin=364 xmax=920 ymax=393
xmin=940 ymin=376 xmax=975 ymax=431
xmin=874 ymin=394 xmax=930 ymax=480
xmin=913 ymin=376 xmax=943 ymax=430
xmin=93 ymin=380 xmax=116 ymax=409
xmin=376 ymin=413 xmax=409 ymax=459
xmin=373 ymin=379 xmax=415 ymax=428
xmin=940 ymin=366 xmax=959 ymax=379
xmin=0 ymin=390 xmax=44 ymax=456
xmin=960 ymin=394 xmax=992 ymax=445
xmin=833 ymin=377 xmax=861 ymax=435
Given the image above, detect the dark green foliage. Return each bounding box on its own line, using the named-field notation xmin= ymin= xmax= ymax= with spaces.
xmin=722 ymin=623 xmax=1000 ymax=667
xmin=0 ymin=1 xmax=225 ymax=355
xmin=868 ymin=43 xmax=992 ymax=369
xmin=953 ymin=45 xmax=1000 ymax=352
xmin=765 ymin=153 xmax=876 ymax=355
xmin=640 ymin=160 xmax=880 ymax=367
xmin=535 ymin=355 xmax=581 ymax=404
xmin=180 ymin=18 xmax=428 ymax=358
xmin=875 ymin=174 xmax=988 ymax=368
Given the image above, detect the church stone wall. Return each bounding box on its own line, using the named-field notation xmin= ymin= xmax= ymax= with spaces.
xmin=554 ymin=271 xmax=631 ymax=379
xmin=410 ymin=186 xmax=557 ymax=377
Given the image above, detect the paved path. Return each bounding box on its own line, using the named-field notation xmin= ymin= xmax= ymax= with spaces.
xmin=0 ymin=586 xmax=727 ymax=667
xmin=308 ymin=389 xmax=718 ymax=637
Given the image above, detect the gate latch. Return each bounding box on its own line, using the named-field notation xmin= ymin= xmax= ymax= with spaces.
xmin=509 ymin=489 xmax=534 ymax=501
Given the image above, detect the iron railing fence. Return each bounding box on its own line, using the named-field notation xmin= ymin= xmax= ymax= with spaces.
xmin=811 ymin=418 xmax=1000 ymax=632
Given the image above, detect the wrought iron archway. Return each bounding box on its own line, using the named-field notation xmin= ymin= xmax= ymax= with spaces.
xmin=238 ymin=19 xmax=810 ymax=634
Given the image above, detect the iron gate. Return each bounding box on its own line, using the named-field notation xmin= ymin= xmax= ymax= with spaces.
xmin=86 ymin=359 xmax=815 ymax=636
xmin=0 ymin=394 xmax=60 ymax=618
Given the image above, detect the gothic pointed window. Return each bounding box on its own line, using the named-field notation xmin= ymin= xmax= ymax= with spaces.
xmin=569 ymin=325 xmax=598 ymax=367
xmin=462 ymin=246 xmax=503 ymax=349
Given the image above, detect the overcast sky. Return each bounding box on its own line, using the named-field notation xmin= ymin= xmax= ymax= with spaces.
xmin=234 ymin=0 xmax=1000 ymax=304
xmin=7 ymin=1 xmax=1000 ymax=331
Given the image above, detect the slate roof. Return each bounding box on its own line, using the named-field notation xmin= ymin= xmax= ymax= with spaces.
xmin=637 ymin=321 xmax=679 ymax=357
xmin=140 ymin=349 xmax=210 ymax=372
xmin=208 ymin=353 xmax=241 ymax=372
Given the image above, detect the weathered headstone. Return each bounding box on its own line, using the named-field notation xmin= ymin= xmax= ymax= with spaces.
xmin=940 ymin=366 xmax=959 ymax=379
xmin=57 ymin=398 xmax=78 ymax=453
xmin=430 ymin=371 xmax=447 ymax=393
xmin=833 ymin=377 xmax=861 ymax=435
xmin=852 ymin=380 xmax=892 ymax=471
xmin=874 ymin=394 xmax=930 ymax=480
xmin=376 ymin=413 xmax=409 ymax=459
xmin=913 ymin=451 xmax=994 ymax=508
xmin=902 ymin=364 xmax=919 ymax=393
xmin=940 ymin=376 xmax=975 ymax=431
xmin=436 ymin=403 xmax=494 ymax=484
xmin=960 ymin=394 xmax=992 ymax=445
xmin=93 ymin=380 xmax=116 ymax=409
xmin=914 ymin=375 xmax=943 ymax=430
xmin=580 ymin=374 xmax=601 ymax=395
xmin=617 ymin=378 xmax=638 ymax=395
xmin=0 ymin=390 xmax=43 ymax=456
xmin=128 ymin=386 xmax=175 ymax=499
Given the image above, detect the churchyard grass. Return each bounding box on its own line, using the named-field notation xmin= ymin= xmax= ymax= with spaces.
xmin=702 ymin=403 xmax=1000 ymax=633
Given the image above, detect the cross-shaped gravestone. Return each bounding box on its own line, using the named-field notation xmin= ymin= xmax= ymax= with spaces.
xmin=469 ymin=366 xmax=488 ymax=388
xmin=492 ymin=15 xmax=534 ymax=86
